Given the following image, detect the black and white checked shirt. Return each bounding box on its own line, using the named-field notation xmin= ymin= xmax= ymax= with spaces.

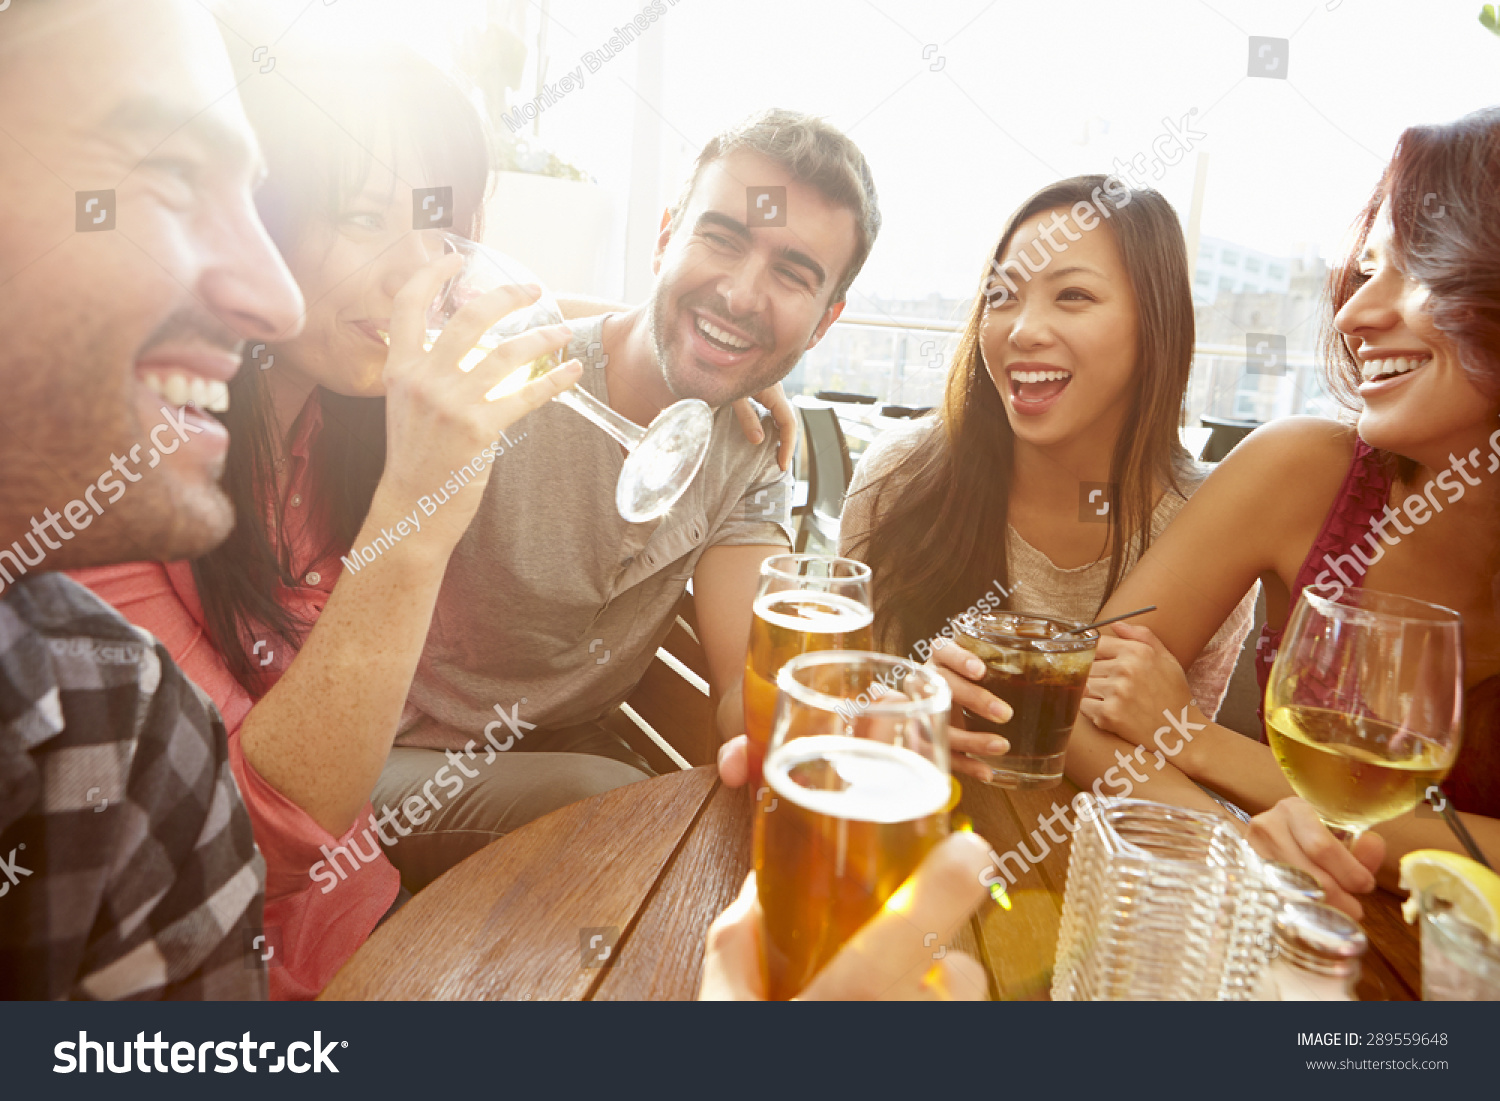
xmin=0 ymin=574 xmax=266 ymax=999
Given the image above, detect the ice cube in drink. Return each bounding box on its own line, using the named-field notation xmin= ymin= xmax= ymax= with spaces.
xmin=951 ymin=612 xmax=1098 ymax=788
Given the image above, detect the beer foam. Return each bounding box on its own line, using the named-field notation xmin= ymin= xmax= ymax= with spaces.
xmin=754 ymin=590 xmax=874 ymax=634
xmin=765 ymin=736 xmax=950 ymax=823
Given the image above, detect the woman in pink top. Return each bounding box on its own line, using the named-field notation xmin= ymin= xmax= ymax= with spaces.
xmin=930 ymin=108 xmax=1500 ymax=919
xmin=73 ymin=42 xmax=797 ymax=1000
xmin=70 ymin=45 xmax=588 ymax=998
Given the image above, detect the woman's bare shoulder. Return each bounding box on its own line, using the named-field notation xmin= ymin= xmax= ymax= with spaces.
xmin=1205 ymin=416 xmax=1359 ymax=514
xmin=1236 ymin=414 xmax=1358 ymax=458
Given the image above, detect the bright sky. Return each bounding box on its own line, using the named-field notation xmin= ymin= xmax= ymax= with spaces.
xmin=226 ymin=0 xmax=1500 ymax=302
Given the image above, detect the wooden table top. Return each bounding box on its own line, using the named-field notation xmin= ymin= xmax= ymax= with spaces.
xmin=321 ymin=766 xmax=1420 ymax=1001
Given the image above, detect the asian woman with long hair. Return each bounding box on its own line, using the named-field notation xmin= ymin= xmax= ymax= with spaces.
xmin=842 ymin=175 xmax=1256 ymax=784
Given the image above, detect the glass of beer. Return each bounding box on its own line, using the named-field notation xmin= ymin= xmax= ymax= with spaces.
xmin=949 ymin=611 xmax=1099 ymax=788
xmin=1265 ymin=589 xmax=1463 ymax=844
xmin=742 ymin=555 xmax=873 ymax=787
xmin=755 ymin=651 xmax=952 ymax=1000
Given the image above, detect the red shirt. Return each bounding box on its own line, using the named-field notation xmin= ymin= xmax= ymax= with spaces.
xmin=1257 ymin=437 xmax=1499 ymax=818
xmin=70 ymin=392 xmax=400 ymax=999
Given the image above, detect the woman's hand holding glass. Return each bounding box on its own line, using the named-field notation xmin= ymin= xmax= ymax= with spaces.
xmin=378 ymin=252 xmax=580 ymax=551
xmin=1079 ymin=622 xmax=1195 ymax=746
xmin=923 ymin=637 xmax=1013 ymax=781
xmin=1248 ymin=797 xmax=1385 ymax=920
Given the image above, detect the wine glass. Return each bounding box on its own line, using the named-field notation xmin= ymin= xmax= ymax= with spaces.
xmin=425 ymin=234 xmax=713 ymax=523
xmin=1264 ymin=588 xmax=1464 ymax=845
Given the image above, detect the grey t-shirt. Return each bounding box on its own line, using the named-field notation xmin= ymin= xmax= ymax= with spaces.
xmin=397 ymin=315 xmax=795 ymax=748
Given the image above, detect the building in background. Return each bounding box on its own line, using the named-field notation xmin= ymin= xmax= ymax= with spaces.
xmin=1188 ymin=246 xmax=1338 ymax=426
xmin=787 ymin=293 xmax=969 ymax=410
xmin=1191 ymin=235 xmax=1294 ymax=305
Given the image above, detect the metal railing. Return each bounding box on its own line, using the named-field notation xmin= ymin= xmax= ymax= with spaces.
xmin=790 ymin=315 xmax=1339 ymax=430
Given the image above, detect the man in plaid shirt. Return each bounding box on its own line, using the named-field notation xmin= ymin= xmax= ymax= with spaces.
xmin=0 ymin=0 xmax=304 ymax=998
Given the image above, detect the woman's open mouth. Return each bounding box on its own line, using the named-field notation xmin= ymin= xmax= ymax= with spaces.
xmin=1006 ymin=366 xmax=1073 ymax=415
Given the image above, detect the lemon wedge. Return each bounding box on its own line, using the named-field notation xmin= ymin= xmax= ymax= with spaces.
xmin=1398 ymin=850 xmax=1500 ymax=938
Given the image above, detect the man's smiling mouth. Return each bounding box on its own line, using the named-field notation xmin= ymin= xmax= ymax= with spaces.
xmin=139 ymin=372 xmax=230 ymax=412
xmin=694 ymin=313 xmax=755 ymax=352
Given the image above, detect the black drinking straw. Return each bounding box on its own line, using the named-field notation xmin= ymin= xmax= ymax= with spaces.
xmin=1066 ymin=605 xmax=1158 ymax=635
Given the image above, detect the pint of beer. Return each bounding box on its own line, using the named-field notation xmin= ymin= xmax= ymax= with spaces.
xmin=742 ymin=555 xmax=873 ymax=787
xmin=754 ymin=651 xmax=952 ymax=1000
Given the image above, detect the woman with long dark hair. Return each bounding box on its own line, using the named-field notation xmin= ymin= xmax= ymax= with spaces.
xmin=934 ymin=111 xmax=1500 ymax=917
xmin=842 ymin=175 xmax=1256 ymax=783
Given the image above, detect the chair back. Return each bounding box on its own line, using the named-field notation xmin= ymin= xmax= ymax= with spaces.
xmin=621 ymin=591 xmax=717 ymax=770
xmin=1199 ymin=415 xmax=1260 ymax=463
xmin=793 ymin=397 xmax=853 ymax=553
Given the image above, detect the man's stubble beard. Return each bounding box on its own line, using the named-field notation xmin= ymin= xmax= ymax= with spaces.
xmin=0 ymin=310 xmax=235 ymax=574
xmin=648 ymin=282 xmax=805 ymax=409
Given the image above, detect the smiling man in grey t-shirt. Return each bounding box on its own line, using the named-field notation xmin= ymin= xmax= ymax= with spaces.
xmin=372 ymin=109 xmax=882 ymax=889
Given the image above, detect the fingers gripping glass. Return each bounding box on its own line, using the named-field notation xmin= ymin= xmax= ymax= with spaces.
xmin=1265 ymin=589 xmax=1464 ymax=846
xmin=428 ymin=234 xmax=713 ymax=523
xmin=950 ymin=611 xmax=1099 ymax=789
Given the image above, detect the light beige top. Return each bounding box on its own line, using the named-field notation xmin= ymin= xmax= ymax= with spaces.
xmin=840 ymin=419 xmax=1257 ymax=719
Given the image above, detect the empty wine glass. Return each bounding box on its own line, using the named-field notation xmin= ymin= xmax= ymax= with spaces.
xmin=426 ymin=234 xmax=713 ymax=523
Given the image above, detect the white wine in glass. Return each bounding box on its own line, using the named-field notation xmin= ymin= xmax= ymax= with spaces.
xmin=426 ymin=234 xmax=713 ymax=523
xmin=1265 ymin=588 xmax=1464 ymax=843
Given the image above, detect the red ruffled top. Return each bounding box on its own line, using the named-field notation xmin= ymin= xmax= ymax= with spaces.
xmin=1256 ymin=438 xmax=1499 ymax=818
xmin=70 ymin=393 xmax=399 ymax=998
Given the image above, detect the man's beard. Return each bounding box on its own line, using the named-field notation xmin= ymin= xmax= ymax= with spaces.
xmin=648 ymin=284 xmax=803 ymax=408
xmin=0 ymin=305 xmax=235 ymax=572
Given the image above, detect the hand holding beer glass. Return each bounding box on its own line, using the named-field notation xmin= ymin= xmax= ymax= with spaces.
xmin=742 ymin=555 xmax=873 ymax=787
xmin=699 ymin=829 xmax=994 ymax=1000
xmin=754 ymin=651 xmax=953 ymax=1000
